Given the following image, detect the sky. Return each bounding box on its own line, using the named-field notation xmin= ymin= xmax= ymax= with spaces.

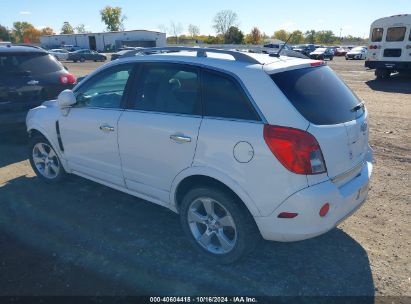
xmin=0 ymin=0 xmax=410 ymax=38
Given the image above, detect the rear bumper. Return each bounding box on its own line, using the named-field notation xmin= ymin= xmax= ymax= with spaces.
xmin=255 ymin=149 xmax=373 ymax=242
xmin=365 ymin=60 xmax=411 ymax=71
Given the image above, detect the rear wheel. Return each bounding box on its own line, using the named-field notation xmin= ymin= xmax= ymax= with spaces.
xmin=180 ymin=186 xmax=259 ymax=264
xmin=29 ymin=134 xmax=66 ymax=183
xmin=375 ymin=68 xmax=391 ymax=80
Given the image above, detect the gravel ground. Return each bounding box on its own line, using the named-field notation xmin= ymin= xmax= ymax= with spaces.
xmin=0 ymin=56 xmax=410 ymax=297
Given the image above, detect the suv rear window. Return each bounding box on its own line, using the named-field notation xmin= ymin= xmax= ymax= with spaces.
xmin=271 ymin=66 xmax=364 ymax=125
xmin=371 ymin=28 xmax=384 ymax=42
xmin=386 ymin=27 xmax=406 ymax=42
xmin=0 ymin=53 xmax=62 ymax=75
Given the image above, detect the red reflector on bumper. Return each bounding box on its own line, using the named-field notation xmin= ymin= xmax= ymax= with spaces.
xmin=319 ymin=203 xmax=330 ymax=217
xmin=278 ymin=212 xmax=298 ymax=219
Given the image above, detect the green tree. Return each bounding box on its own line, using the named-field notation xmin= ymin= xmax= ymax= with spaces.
xmin=272 ymin=29 xmax=289 ymax=42
xmin=213 ymin=10 xmax=238 ymax=37
xmin=304 ymin=30 xmax=317 ymax=44
xmin=60 ymin=21 xmax=74 ymax=34
xmin=224 ymin=26 xmax=244 ymax=44
xmin=315 ymin=30 xmax=337 ymax=44
xmin=100 ymin=6 xmax=126 ymax=32
xmin=12 ymin=22 xmax=35 ymax=42
xmin=0 ymin=24 xmax=11 ymax=41
xmin=290 ymin=30 xmax=304 ymax=44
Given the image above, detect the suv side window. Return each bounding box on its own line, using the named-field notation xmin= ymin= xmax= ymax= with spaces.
xmin=74 ymin=64 xmax=133 ymax=109
xmin=202 ymin=69 xmax=260 ymax=121
xmin=133 ymin=63 xmax=200 ymax=115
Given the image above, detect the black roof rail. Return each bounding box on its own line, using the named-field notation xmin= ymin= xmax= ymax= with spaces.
xmin=133 ymin=47 xmax=262 ymax=64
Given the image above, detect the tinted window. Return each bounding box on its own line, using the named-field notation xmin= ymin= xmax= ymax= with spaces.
xmin=0 ymin=53 xmax=62 ymax=75
xmin=202 ymin=70 xmax=260 ymax=121
xmin=371 ymin=28 xmax=384 ymax=42
xmin=386 ymin=27 xmax=406 ymax=42
xmin=74 ymin=65 xmax=133 ymax=109
xmin=133 ymin=63 xmax=200 ymax=115
xmin=271 ymin=66 xmax=363 ymax=125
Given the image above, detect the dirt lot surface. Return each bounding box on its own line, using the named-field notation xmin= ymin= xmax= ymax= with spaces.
xmin=0 ymin=56 xmax=410 ymax=297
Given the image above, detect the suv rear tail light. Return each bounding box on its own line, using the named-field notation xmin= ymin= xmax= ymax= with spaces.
xmin=263 ymin=125 xmax=327 ymax=175
xmin=60 ymin=73 xmax=76 ymax=85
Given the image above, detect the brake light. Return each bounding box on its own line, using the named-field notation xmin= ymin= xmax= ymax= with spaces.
xmin=369 ymin=45 xmax=381 ymax=50
xmin=60 ymin=73 xmax=76 ymax=85
xmin=263 ymin=125 xmax=327 ymax=175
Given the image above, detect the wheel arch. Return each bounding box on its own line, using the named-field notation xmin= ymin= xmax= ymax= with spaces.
xmin=171 ymin=167 xmax=261 ymax=217
xmin=27 ymin=125 xmax=69 ymax=172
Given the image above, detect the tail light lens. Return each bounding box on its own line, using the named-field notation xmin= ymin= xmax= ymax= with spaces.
xmin=60 ymin=73 xmax=76 ymax=85
xmin=263 ymin=125 xmax=327 ymax=175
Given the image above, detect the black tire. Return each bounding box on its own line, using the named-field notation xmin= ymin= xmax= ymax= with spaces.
xmin=80 ymin=57 xmax=85 ymax=63
xmin=73 ymin=59 xmax=78 ymax=63
xmin=375 ymin=68 xmax=390 ymax=80
xmin=29 ymin=134 xmax=66 ymax=184
xmin=179 ymin=186 xmax=260 ymax=264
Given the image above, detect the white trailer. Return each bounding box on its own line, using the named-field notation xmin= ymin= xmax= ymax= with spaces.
xmin=366 ymin=14 xmax=411 ymax=79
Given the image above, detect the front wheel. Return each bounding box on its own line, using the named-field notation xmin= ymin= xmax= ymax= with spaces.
xmin=29 ymin=134 xmax=66 ymax=183
xmin=80 ymin=57 xmax=85 ymax=63
xmin=180 ymin=187 xmax=259 ymax=264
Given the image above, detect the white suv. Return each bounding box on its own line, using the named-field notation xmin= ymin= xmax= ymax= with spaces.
xmin=26 ymin=47 xmax=373 ymax=263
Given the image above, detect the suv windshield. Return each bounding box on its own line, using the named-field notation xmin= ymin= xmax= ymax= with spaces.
xmin=271 ymin=66 xmax=364 ymax=125
xmin=0 ymin=52 xmax=62 ymax=75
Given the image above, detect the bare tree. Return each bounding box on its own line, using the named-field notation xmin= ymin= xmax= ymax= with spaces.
xmin=213 ymin=10 xmax=238 ymax=37
xmin=169 ymin=21 xmax=183 ymax=44
xmin=188 ymin=24 xmax=200 ymax=39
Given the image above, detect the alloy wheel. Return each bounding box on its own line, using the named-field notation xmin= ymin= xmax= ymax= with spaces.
xmin=187 ymin=197 xmax=237 ymax=254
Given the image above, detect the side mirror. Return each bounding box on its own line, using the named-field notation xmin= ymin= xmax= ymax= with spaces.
xmin=58 ymin=89 xmax=77 ymax=109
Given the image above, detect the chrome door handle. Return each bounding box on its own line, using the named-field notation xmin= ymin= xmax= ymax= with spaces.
xmin=170 ymin=134 xmax=191 ymax=143
xmin=27 ymin=80 xmax=39 ymax=85
xmin=99 ymin=124 xmax=115 ymax=132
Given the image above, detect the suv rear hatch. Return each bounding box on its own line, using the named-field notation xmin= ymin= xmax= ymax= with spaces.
xmin=269 ymin=64 xmax=369 ymax=182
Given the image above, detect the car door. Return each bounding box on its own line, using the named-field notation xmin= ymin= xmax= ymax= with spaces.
xmin=118 ymin=62 xmax=202 ymax=204
xmin=59 ymin=63 xmax=136 ymax=186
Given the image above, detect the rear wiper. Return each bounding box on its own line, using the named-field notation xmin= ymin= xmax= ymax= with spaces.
xmin=351 ymin=101 xmax=365 ymax=112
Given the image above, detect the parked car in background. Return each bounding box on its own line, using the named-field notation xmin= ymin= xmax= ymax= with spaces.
xmin=0 ymin=44 xmax=76 ymax=128
xmin=68 ymin=49 xmax=107 ymax=63
xmin=334 ymin=47 xmax=348 ymax=56
xmin=346 ymin=46 xmax=368 ymax=60
xmin=309 ymin=47 xmax=334 ymax=60
xmin=26 ymin=47 xmax=372 ymax=263
xmin=366 ymin=14 xmax=411 ymax=79
xmin=111 ymin=47 xmax=144 ymax=61
xmin=293 ymin=44 xmax=316 ymax=56
xmin=263 ymin=43 xmax=292 ymax=51
xmin=49 ymin=49 xmax=70 ymax=61
xmin=62 ymin=45 xmax=82 ymax=52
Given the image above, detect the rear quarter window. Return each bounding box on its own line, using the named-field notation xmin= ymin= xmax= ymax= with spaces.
xmin=202 ymin=69 xmax=261 ymax=121
xmin=0 ymin=53 xmax=63 ymax=75
xmin=371 ymin=28 xmax=384 ymax=42
xmin=271 ymin=66 xmax=364 ymax=125
xmin=386 ymin=27 xmax=406 ymax=42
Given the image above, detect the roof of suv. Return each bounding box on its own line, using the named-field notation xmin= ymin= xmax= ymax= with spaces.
xmin=0 ymin=44 xmax=47 ymax=54
xmin=112 ymin=47 xmax=318 ymax=75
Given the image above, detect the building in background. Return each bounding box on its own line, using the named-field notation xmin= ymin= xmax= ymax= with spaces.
xmin=40 ymin=30 xmax=166 ymax=51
